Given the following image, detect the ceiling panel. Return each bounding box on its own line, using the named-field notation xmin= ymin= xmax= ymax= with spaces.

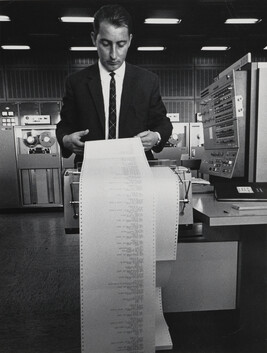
xmin=0 ymin=0 xmax=267 ymax=52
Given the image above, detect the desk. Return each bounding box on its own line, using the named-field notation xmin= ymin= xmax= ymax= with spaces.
xmin=193 ymin=194 xmax=267 ymax=353
xmin=193 ymin=193 xmax=267 ymax=226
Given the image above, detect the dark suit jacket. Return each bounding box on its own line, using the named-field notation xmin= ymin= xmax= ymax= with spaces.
xmin=56 ymin=62 xmax=172 ymax=165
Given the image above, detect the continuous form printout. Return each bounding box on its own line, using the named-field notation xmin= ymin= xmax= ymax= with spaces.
xmin=79 ymin=138 xmax=179 ymax=353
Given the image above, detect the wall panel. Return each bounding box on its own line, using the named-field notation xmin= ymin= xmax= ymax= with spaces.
xmin=163 ymin=99 xmax=194 ymax=122
xmin=151 ymin=68 xmax=194 ymax=98
xmin=194 ymin=54 xmax=233 ymax=67
xmin=5 ymin=69 xmax=68 ymax=100
xmin=0 ymin=70 xmax=6 ymax=100
xmin=68 ymin=53 xmax=97 ymax=68
xmin=195 ymin=67 xmax=222 ymax=98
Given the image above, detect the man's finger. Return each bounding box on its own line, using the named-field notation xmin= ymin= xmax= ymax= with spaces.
xmin=136 ymin=130 xmax=150 ymax=138
xmin=79 ymin=129 xmax=89 ymax=137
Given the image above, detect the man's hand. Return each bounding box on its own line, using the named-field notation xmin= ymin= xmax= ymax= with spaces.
xmin=135 ymin=130 xmax=159 ymax=151
xmin=62 ymin=129 xmax=89 ymax=155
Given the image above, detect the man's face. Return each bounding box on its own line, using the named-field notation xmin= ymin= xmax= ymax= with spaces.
xmin=91 ymin=20 xmax=132 ymax=72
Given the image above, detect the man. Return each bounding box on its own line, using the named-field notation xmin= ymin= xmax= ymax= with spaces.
xmin=56 ymin=4 xmax=172 ymax=166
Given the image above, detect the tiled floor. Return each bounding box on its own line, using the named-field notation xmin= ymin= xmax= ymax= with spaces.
xmin=0 ymin=210 xmax=263 ymax=353
xmin=0 ymin=211 xmax=80 ymax=353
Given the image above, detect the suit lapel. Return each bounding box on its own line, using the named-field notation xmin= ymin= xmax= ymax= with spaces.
xmin=86 ymin=64 xmax=105 ymax=131
xmin=120 ymin=64 xmax=137 ymax=122
xmin=85 ymin=63 xmax=137 ymax=133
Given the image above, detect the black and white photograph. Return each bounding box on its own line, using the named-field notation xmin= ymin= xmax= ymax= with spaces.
xmin=0 ymin=0 xmax=266 ymax=352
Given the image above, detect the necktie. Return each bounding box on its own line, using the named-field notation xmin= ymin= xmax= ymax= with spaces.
xmin=108 ymin=72 xmax=116 ymax=139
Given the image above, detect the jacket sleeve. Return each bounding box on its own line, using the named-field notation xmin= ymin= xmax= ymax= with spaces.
xmin=56 ymin=76 xmax=77 ymax=158
xmin=147 ymin=74 xmax=172 ymax=153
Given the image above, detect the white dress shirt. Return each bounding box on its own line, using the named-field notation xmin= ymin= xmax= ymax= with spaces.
xmin=98 ymin=60 xmax=125 ymax=139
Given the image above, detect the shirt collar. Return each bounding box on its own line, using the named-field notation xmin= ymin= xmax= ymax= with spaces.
xmin=98 ymin=60 xmax=126 ymax=78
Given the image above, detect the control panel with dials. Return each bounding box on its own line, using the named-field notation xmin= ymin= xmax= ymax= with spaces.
xmin=199 ymin=70 xmax=247 ymax=178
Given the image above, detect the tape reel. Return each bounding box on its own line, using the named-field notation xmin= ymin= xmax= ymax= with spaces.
xmin=39 ymin=132 xmax=55 ymax=147
xmin=23 ymin=132 xmax=39 ymax=147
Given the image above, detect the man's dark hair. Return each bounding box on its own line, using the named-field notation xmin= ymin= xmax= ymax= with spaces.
xmin=93 ymin=4 xmax=133 ymax=36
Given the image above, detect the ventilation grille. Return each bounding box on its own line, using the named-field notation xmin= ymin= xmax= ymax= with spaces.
xmin=163 ymin=100 xmax=194 ymax=121
xmin=0 ymin=70 xmax=6 ymax=100
xmin=151 ymin=68 xmax=194 ymax=97
xmin=196 ymin=68 xmax=222 ymax=98
xmin=6 ymin=69 xmax=68 ymax=99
